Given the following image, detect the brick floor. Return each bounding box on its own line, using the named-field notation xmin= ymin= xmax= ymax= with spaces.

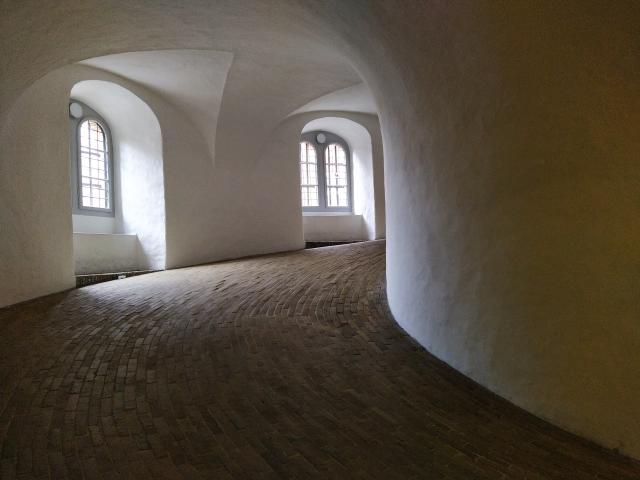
xmin=1 ymin=241 xmax=639 ymax=479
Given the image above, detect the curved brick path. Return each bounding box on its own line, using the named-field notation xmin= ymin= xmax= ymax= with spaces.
xmin=1 ymin=241 xmax=639 ymax=479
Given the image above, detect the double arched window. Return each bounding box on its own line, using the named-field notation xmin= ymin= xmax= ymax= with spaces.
xmin=70 ymin=101 xmax=114 ymax=215
xmin=300 ymin=131 xmax=351 ymax=212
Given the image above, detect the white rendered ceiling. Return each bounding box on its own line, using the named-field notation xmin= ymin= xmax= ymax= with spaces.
xmin=0 ymin=1 xmax=363 ymax=127
xmin=292 ymin=83 xmax=378 ymax=116
xmin=81 ymin=50 xmax=234 ymax=157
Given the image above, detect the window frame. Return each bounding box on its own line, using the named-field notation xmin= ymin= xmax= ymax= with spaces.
xmin=70 ymin=101 xmax=115 ymax=217
xmin=300 ymin=131 xmax=352 ymax=213
xmin=300 ymin=140 xmax=320 ymax=210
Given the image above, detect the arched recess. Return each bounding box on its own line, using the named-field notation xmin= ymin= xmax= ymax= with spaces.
xmin=70 ymin=80 xmax=166 ymax=272
xmin=259 ymin=110 xmax=385 ymax=251
xmin=301 ymin=116 xmax=384 ymax=242
xmin=0 ymin=51 xmax=250 ymax=306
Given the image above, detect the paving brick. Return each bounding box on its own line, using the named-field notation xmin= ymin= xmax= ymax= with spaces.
xmin=0 ymin=241 xmax=639 ymax=479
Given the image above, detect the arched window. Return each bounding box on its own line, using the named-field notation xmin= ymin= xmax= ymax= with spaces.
xmin=78 ymin=120 xmax=110 ymax=210
xmin=300 ymin=131 xmax=351 ymax=212
xmin=70 ymin=101 xmax=114 ymax=215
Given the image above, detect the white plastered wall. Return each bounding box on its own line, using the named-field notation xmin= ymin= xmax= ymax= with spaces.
xmin=0 ymin=69 xmax=76 ymax=305
xmin=73 ymin=233 xmax=141 ymax=274
xmin=302 ymin=215 xmax=364 ymax=242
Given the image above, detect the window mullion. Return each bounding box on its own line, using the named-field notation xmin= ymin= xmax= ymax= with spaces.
xmin=318 ymin=144 xmax=327 ymax=209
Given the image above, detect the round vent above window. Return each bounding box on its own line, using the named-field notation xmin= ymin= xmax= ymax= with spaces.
xmin=69 ymin=102 xmax=83 ymax=119
xmin=316 ymin=133 xmax=326 ymax=144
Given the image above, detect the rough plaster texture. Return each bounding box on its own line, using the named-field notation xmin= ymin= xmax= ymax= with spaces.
xmin=325 ymin=0 xmax=640 ymax=458
xmin=0 ymin=70 xmax=76 ymax=306
xmin=1 ymin=0 xmax=640 ymax=460
xmin=73 ymin=233 xmax=141 ymax=274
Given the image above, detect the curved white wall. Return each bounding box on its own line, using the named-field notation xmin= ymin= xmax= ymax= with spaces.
xmin=0 ymin=69 xmax=76 ymax=305
xmin=316 ymin=1 xmax=640 ymax=458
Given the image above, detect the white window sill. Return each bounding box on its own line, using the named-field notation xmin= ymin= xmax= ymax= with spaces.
xmin=303 ymin=212 xmax=359 ymax=217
